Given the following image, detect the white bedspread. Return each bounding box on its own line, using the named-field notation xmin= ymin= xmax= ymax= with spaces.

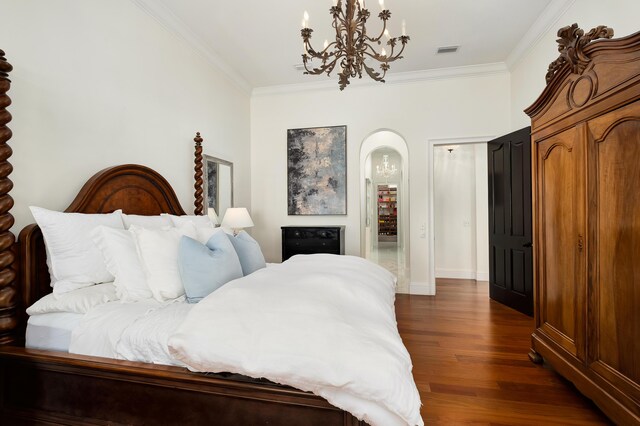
xmin=70 ymin=299 xmax=191 ymax=366
xmin=168 ymin=254 xmax=423 ymax=426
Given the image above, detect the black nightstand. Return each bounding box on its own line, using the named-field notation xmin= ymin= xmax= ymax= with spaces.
xmin=281 ymin=226 xmax=345 ymax=261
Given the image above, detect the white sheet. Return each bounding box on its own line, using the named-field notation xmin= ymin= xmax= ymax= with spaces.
xmin=168 ymin=254 xmax=424 ymax=426
xmin=26 ymin=312 xmax=85 ymax=352
xmin=69 ymin=299 xmax=190 ymax=366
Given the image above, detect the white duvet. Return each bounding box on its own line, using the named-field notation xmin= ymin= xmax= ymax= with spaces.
xmin=70 ymin=299 xmax=191 ymax=366
xmin=168 ymin=254 xmax=423 ymax=426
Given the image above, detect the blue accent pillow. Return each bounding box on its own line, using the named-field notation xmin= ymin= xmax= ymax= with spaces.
xmin=177 ymin=233 xmax=243 ymax=303
xmin=228 ymin=231 xmax=266 ymax=276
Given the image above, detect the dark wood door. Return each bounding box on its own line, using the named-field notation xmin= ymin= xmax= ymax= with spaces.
xmin=488 ymin=127 xmax=533 ymax=316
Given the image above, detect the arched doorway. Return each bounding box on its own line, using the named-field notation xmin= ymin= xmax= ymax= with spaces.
xmin=359 ymin=130 xmax=410 ymax=292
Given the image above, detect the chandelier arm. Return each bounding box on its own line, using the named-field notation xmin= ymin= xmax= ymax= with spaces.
xmin=364 ymin=14 xmax=389 ymax=43
xmin=362 ymin=43 xmax=388 ymax=61
xmin=333 ymin=15 xmax=346 ymax=35
xmin=305 ymin=38 xmax=342 ymax=64
xmin=303 ymin=56 xmax=340 ymax=76
xmin=364 ymin=39 xmax=406 ymax=63
xmin=308 ymin=42 xmax=340 ymax=60
xmin=323 ymin=59 xmax=339 ymax=76
xmin=305 ymin=47 xmax=343 ymax=73
xmin=384 ymin=41 xmax=407 ymax=62
xmin=362 ymin=49 xmax=386 ymax=63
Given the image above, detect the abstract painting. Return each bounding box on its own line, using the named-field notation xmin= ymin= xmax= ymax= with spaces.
xmin=287 ymin=126 xmax=347 ymax=215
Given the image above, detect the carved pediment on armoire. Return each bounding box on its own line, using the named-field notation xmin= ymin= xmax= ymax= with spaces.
xmin=525 ymin=24 xmax=640 ymax=136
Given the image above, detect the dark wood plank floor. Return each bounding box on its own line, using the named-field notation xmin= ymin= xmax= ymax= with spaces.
xmin=395 ymin=279 xmax=610 ymax=425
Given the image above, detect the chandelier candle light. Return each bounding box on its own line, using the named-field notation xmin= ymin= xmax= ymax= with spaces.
xmin=376 ymin=154 xmax=397 ymax=179
xmin=301 ymin=0 xmax=409 ymax=90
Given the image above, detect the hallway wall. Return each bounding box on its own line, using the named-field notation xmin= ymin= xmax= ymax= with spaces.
xmin=434 ymin=143 xmax=489 ymax=280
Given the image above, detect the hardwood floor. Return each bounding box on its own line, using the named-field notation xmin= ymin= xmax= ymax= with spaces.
xmin=396 ymin=279 xmax=611 ymax=425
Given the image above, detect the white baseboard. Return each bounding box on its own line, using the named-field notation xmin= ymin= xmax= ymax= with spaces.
xmin=409 ymin=281 xmax=434 ymax=296
xmin=436 ymin=269 xmax=489 ymax=281
xmin=476 ymin=271 xmax=489 ymax=282
xmin=436 ymin=269 xmax=476 ymax=280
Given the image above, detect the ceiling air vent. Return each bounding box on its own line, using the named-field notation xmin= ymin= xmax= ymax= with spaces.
xmin=437 ymin=46 xmax=460 ymax=54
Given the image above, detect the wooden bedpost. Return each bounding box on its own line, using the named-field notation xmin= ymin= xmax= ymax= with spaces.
xmin=194 ymin=132 xmax=204 ymax=215
xmin=0 ymin=50 xmax=18 ymax=345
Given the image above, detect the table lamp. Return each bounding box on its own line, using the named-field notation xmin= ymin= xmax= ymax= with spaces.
xmin=221 ymin=207 xmax=254 ymax=236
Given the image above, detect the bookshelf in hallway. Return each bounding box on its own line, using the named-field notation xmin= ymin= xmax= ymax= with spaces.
xmin=377 ymin=184 xmax=397 ymax=242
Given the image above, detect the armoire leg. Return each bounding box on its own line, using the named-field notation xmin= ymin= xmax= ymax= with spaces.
xmin=528 ymin=349 xmax=543 ymax=364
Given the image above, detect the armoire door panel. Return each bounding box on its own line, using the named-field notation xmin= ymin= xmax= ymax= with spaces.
xmin=536 ymin=127 xmax=586 ymax=359
xmin=588 ymin=101 xmax=640 ymax=397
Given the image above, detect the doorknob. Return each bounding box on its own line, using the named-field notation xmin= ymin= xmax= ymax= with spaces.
xmin=523 ymin=242 xmax=533 ymax=248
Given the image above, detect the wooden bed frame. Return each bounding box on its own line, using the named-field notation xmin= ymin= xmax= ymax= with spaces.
xmin=0 ymin=52 xmax=364 ymax=425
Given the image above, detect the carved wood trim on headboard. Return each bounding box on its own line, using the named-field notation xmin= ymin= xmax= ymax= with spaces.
xmin=18 ymin=164 xmax=188 ymax=335
xmin=0 ymin=49 xmax=18 ymax=345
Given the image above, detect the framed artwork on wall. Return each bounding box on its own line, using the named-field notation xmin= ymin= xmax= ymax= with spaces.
xmin=287 ymin=125 xmax=347 ymax=215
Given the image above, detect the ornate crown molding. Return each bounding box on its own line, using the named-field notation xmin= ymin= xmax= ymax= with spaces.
xmin=545 ymin=23 xmax=614 ymax=84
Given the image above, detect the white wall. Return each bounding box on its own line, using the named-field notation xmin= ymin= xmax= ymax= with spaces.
xmin=0 ymin=0 xmax=251 ymax=233
xmin=474 ymin=143 xmax=489 ymax=281
xmin=251 ymin=74 xmax=511 ymax=289
xmin=433 ymin=143 xmax=489 ymax=281
xmin=510 ymin=0 xmax=640 ymax=129
xmin=434 ymin=145 xmax=476 ymax=278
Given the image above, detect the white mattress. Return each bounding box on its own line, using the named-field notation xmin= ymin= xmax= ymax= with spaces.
xmin=26 ymin=312 xmax=85 ymax=352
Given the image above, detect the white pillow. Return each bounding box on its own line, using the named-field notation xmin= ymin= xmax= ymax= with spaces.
xmin=26 ymin=283 xmax=118 ymax=315
xmin=91 ymin=226 xmax=152 ymax=302
xmin=130 ymin=223 xmax=198 ymax=301
xmin=30 ymin=206 xmax=125 ymax=294
xmin=122 ymin=214 xmax=173 ymax=229
xmin=162 ymin=214 xmax=213 ymax=228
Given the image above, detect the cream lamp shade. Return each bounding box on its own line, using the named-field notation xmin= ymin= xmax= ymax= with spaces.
xmin=221 ymin=207 xmax=254 ymax=235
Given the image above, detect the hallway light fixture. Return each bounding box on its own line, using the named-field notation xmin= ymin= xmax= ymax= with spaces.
xmin=300 ymin=0 xmax=410 ymax=90
xmin=376 ymin=154 xmax=397 ymax=178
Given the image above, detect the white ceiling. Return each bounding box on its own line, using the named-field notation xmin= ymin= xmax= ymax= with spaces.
xmin=142 ymin=0 xmax=559 ymax=91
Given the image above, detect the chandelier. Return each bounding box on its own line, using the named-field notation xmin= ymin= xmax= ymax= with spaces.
xmin=300 ymin=0 xmax=410 ymax=90
xmin=376 ymin=155 xmax=397 ymax=178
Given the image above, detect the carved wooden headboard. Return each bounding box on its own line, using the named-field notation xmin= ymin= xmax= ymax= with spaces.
xmin=18 ymin=164 xmax=187 ymax=332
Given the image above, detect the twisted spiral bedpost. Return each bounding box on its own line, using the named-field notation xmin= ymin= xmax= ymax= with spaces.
xmin=0 ymin=50 xmax=17 ymax=345
xmin=194 ymin=132 xmax=204 ymax=215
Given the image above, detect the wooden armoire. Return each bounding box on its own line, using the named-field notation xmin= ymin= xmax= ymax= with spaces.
xmin=526 ymin=24 xmax=640 ymax=424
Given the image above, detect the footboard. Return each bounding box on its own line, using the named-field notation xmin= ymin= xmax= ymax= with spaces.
xmin=0 ymin=347 xmax=364 ymax=425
